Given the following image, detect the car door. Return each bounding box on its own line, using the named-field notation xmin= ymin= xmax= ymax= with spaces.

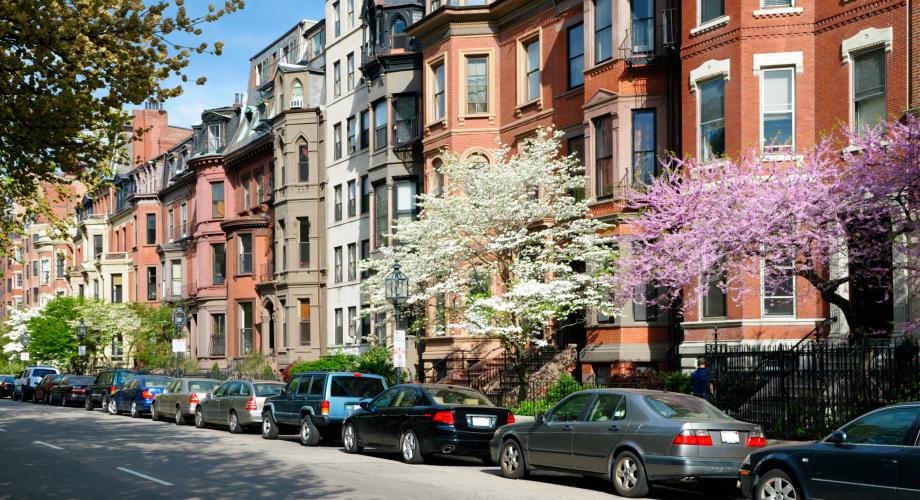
xmin=290 ymin=375 xmax=311 ymax=423
xmin=361 ymin=388 xmax=399 ymax=447
xmin=571 ymin=392 xmax=629 ymax=473
xmin=220 ymin=382 xmax=242 ymax=423
xmin=276 ymin=376 xmax=301 ymax=424
xmin=527 ymin=392 xmax=593 ymax=469
xmin=811 ymin=406 xmax=920 ymax=500
xmin=897 ymin=424 xmax=920 ymax=500
xmin=205 ymin=382 xmax=228 ymax=422
xmin=379 ymin=387 xmax=419 ymax=448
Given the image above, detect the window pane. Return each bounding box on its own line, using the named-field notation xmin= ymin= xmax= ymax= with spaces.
xmin=549 ymin=394 xmax=591 ymax=422
xmin=595 ymin=0 xmax=612 ymax=62
xmin=375 ymin=183 xmax=388 ymax=246
xmin=632 ymin=109 xmax=656 ymax=185
xmin=701 ymin=0 xmax=725 ymax=23
xmin=212 ymin=182 xmax=224 ymax=218
xmin=526 ymin=40 xmax=540 ymax=101
xmin=841 ymin=408 xmax=920 ymax=445
xmin=594 ymin=116 xmax=614 ymax=197
xmin=702 ymin=272 xmax=726 ymax=317
xmin=699 ymin=78 xmax=726 ymax=160
xmin=568 ymin=24 xmax=584 ymax=88
xmin=434 ymin=64 xmax=446 ymax=119
xmin=213 ymin=244 xmax=225 ymax=285
xmin=466 ymin=57 xmax=488 ymax=114
xmin=854 ymin=50 xmax=886 ymax=100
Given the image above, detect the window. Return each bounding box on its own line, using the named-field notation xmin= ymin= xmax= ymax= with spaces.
xmin=347 ymin=243 xmax=357 ymax=281
xmin=595 ymin=0 xmax=613 ymax=63
xmin=374 ymin=183 xmax=388 ymax=247
xmin=549 ymin=394 xmax=592 ymax=422
xmin=32 ymin=260 xmax=38 ymax=277
xmin=238 ymin=234 xmax=253 ymax=274
xmin=239 ymin=302 xmax=254 ymax=354
xmin=333 ymin=2 xmax=340 ymax=37
xmin=55 ymin=253 xmax=64 ymax=278
xmin=702 ymin=270 xmax=727 ymax=318
xmin=333 ymin=123 xmax=342 ymax=160
xmin=211 ymin=182 xmax=225 ymax=218
xmin=212 ymin=243 xmax=226 ymax=285
xmin=207 ymin=123 xmax=223 ymax=152
xmin=170 ymin=260 xmax=182 ymax=297
xmin=298 ymin=141 xmax=309 ymax=182
xmin=360 ymin=111 xmax=369 ymax=149
xmin=93 ymin=235 xmax=103 ymax=258
xmin=94 ymin=280 xmax=99 ymax=299
xmin=432 ymin=62 xmax=446 ymax=121
xmin=466 ymin=56 xmax=488 ymax=114
xmin=568 ymin=23 xmax=584 ymax=88
xmin=361 ymin=175 xmax=370 ymax=214
xmin=699 ymin=78 xmax=726 ymax=161
xmin=374 ymin=100 xmax=387 ymax=150
xmin=334 ymin=246 xmax=343 ymax=283
xmin=631 ymin=0 xmax=655 ymax=54
xmin=334 ymin=185 xmax=343 ymax=222
xmin=523 ymin=38 xmax=540 ymax=102
xmin=761 ymin=68 xmax=794 ymax=153
xmin=111 ymin=274 xmax=123 ymax=303
xmin=293 ymin=217 xmax=308 ymax=268
xmin=180 ymin=202 xmax=187 ymax=236
xmin=568 ymin=136 xmax=586 ymax=201
xmin=347 ymin=116 xmax=357 ymax=154
xmin=112 ymin=334 xmax=124 ymax=361
xmin=763 ymin=258 xmax=795 ymax=316
xmin=430 ymin=158 xmax=445 ymax=197
xmin=633 ymin=284 xmax=658 ymax=322
xmin=15 ymin=272 xmax=22 ymax=288
xmin=335 ymin=308 xmax=344 ymax=345
xmin=394 ymin=180 xmax=417 ymax=232
xmin=241 ymin=175 xmax=251 ymax=210
xmin=146 ymin=267 xmax=157 ymax=300
xmin=594 ymin=115 xmax=614 ymax=198
xmin=347 ymin=180 xmax=357 ymax=217
xmin=347 ymin=0 xmax=354 ymax=26
xmin=347 ymin=52 xmax=355 ymax=90
xmin=853 ymin=49 xmax=886 ymax=132
xmin=255 ymin=172 xmax=263 ymax=202
xmin=632 ymin=109 xmax=657 ymax=185
xmin=333 ymin=61 xmax=341 ymax=97
xmin=309 ymin=31 xmax=324 ymax=59
xmin=291 ymin=80 xmax=304 ymax=108
xmin=299 ymin=299 xmax=311 ymax=345
xmin=393 ymin=96 xmax=418 ymax=145
xmin=348 ymin=307 xmax=357 ymax=343
xmin=360 ymin=239 xmax=370 ymax=278
xmin=146 ymin=213 xmax=156 ymax=244
xmin=762 ymin=0 xmax=792 ymax=7
xmin=700 ymin=0 xmax=725 ymax=24
xmin=839 ymin=407 xmax=920 ymax=446
xmin=277 ymin=219 xmax=286 ymax=271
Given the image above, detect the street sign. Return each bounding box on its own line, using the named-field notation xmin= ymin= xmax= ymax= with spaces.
xmin=20 ymin=352 xmax=29 ymax=361
xmin=78 ymin=345 xmax=86 ymax=356
xmin=392 ymin=329 xmax=406 ymax=368
xmin=172 ymin=339 xmax=187 ymax=353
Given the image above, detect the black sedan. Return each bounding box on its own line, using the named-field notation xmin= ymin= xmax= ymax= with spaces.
xmin=0 ymin=375 xmax=15 ymax=398
xmin=341 ymin=384 xmax=514 ymax=464
xmin=49 ymin=375 xmax=96 ymax=407
xmin=740 ymin=402 xmax=920 ymax=500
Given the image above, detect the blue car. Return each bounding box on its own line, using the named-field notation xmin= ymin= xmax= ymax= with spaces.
xmin=107 ymin=375 xmax=173 ymax=418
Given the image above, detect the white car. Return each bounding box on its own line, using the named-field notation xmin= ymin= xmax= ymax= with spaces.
xmin=13 ymin=366 xmax=59 ymax=402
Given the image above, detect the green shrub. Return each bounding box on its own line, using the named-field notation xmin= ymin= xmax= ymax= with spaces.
xmin=210 ymin=363 xmax=221 ymax=379
xmin=286 ymin=346 xmax=402 ymax=385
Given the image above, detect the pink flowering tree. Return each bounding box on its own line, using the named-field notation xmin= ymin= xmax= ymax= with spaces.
xmin=613 ymin=116 xmax=920 ymax=337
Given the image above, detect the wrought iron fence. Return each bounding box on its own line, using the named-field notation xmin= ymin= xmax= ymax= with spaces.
xmin=209 ymin=335 xmax=226 ymax=357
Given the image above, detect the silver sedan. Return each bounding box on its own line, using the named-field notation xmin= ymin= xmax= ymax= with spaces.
xmin=195 ymin=379 xmax=284 ymax=433
xmin=152 ymin=378 xmax=221 ymax=425
xmin=490 ymin=388 xmax=765 ymax=498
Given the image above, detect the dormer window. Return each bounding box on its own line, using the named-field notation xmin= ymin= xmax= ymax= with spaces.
xmin=207 ymin=123 xmax=223 ymax=153
xmin=392 ymin=17 xmax=407 ymax=49
xmin=291 ymin=80 xmax=304 ymax=108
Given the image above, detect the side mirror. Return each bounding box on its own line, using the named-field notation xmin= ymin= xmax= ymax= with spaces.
xmin=827 ymin=430 xmax=846 ymax=447
xmin=535 ymin=413 xmax=545 ymax=424
xmin=281 ymin=387 xmax=289 ymax=396
xmin=359 ymin=401 xmax=371 ymax=411
xmin=205 ymin=391 xmax=213 ymax=399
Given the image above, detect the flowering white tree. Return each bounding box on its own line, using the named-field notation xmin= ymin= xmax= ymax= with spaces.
xmin=2 ymin=307 xmax=43 ymax=361
xmin=363 ymin=129 xmax=616 ymax=392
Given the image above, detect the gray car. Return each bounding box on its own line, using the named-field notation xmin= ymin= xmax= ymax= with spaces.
xmin=490 ymin=389 xmax=765 ymax=498
xmin=151 ymin=377 xmax=221 ymax=425
xmin=194 ymin=379 xmax=284 ymax=433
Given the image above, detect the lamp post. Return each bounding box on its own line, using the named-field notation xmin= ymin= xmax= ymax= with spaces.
xmin=76 ymin=319 xmax=87 ymax=375
xmin=21 ymin=332 xmax=30 ymax=362
xmin=172 ymin=303 xmax=186 ymax=378
xmin=384 ymin=261 xmax=409 ymax=385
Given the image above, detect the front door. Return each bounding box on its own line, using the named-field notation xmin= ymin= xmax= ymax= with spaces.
xmin=572 ymin=393 xmax=629 ymax=473
xmin=276 ymin=376 xmax=300 ymax=424
xmin=206 ymin=382 xmax=229 ymax=422
xmin=361 ymin=387 xmax=399 ymax=446
xmin=219 ymin=382 xmax=242 ymax=423
xmin=528 ymin=393 xmax=592 ymax=469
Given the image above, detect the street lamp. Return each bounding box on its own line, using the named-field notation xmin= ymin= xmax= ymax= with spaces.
xmin=384 ymin=261 xmax=409 ymax=385
xmin=21 ymin=332 xmax=30 ymax=362
xmin=172 ymin=303 xmax=186 ymax=378
xmin=76 ymin=319 xmax=87 ymax=375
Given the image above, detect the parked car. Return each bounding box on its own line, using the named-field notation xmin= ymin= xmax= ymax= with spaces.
xmin=739 ymin=402 xmax=920 ymax=500
xmin=195 ymin=379 xmax=284 ymax=433
xmin=490 ymin=389 xmax=765 ymax=498
xmin=151 ymin=377 xmax=221 ymax=425
xmin=49 ymin=375 xmax=97 ymax=407
xmin=84 ymin=369 xmax=143 ymax=411
xmin=0 ymin=375 xmax=17 ymax=398
xmin=341 ymin=384 xmax=512 ymax=464
xmin=32 ymin=373 xmax=67 ymax=403
xmin=12 ymin=366 xmax=59 ymax=401
xmin=107 ymin=375 xmax=172 ymax=418
xmin=262 ymin=371 xmax=388 ymax=446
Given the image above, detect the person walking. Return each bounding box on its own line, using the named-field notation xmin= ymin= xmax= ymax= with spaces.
xmin=690 ymin=357 xmax=715 ymax=400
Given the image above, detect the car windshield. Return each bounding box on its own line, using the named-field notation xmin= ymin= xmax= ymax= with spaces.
xmin=330 ymin=376 xmax=385 ymax=398
xmin=254 ymin=383 xmax=284 ymax=397
xmin=33 ymin=369 xmax=56 ymax=378
xmin=143 ymin=377 xmax=171 ymax=389
xmin=425 ymin=387 xmax=495 ymax=407
xmin=645 ymin=394 xmax=731 ymax=419
xmin=188 ymin=381 xmax=219 ymax=392
xmin=68 ymin=376 xmax=95 ymax=385
xmin=2 ymin=376 xmax=14 ymax=383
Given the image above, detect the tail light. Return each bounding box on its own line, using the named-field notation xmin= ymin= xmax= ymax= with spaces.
xmin=672 ymin=429 xmax=713 ymax=446
xmin=321 ymin=400 xmax=330 ymax=416
xmin=507 ymin=413 xmax=516 ymax=425
xmin=72 ymin=387 xmax=85 ymax=394
xmin=430 ymin=410 xmax=455 ymax=425
xmin=188 ymin=393 xmax=200 ymax=405
xmin=110 ymin=386 xmax=117 ymax=395
xmin=746 ymin=429 xmax=767 ymax=448
xmin=244 ymin=396 xmax=258 ymax=411
xmin=142 ymin=390 xmax=153 ymax=400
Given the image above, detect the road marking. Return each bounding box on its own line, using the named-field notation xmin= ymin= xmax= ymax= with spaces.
xmin=33 ymin=441 xmax=64 ymax=450
xmin=116 ymin=467 xmax=174 ymax=486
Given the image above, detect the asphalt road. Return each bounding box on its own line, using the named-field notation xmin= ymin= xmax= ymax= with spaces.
xmin=0 ymin=398 xmax=744 ymax=500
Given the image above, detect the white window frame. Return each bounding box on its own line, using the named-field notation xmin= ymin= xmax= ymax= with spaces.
xmin=691 ymin=0 xmax=729 ymax=36
xmin=517 ymin=32 xmax=542 ymax=106
xmin=842 ymin=27 xmax=892 ymax=134
xmin=459 ymin=49 xmax=495 ymax=120
xmin=427 ymin=55 xmax=448 ymax=124
xmin=690 ymin=59 xmax=730 ymax=161
xmin=761 ymin=258 xmax=797 ymax=318
xmin=759 ymin=67 xmax=796 ymax=156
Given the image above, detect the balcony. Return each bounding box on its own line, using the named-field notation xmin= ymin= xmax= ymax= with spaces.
xmin=290 ymin=97 xmax=303 ymax=109
xmin=393 ymin=117 xmax=419 ymax=147
xmin=209 ymin=335 xmax=226 ymax=357
xmin=102 ymin=252 xmax=130 ymax=261
xmin=257 ymin=262 xmax=275 ymax=283
xmin=618 ymin=9 xmax=677 ymax=66
xmin=171 ymin=223 xmax=189 ymax=241
xmin=161 ymin=282 xmax=187 ymax=302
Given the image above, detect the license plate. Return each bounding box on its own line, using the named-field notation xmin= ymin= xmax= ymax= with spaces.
xmin=469 ymin=416 xmax=493 ymax=428
xmin=721 ymin=431 xmax=740 ymax=444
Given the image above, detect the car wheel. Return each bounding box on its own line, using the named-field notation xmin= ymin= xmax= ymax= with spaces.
xmin=32 ymin=391 xmax=39 ymax=404
xmin=229 ymin=411 xmax=243 ymax=434
xmin=757 ymin=469 xmax=801 ymax=500
xmin=342 ymin=422 xmax=362 ymax=453
xmin=261 ymin=412 xmax=279 ymax=440
xmin=299 ymin=416 xmax=320 ymax=446
xmin=151 ymin=402 xmax=160 ymax=421
xmin=130 ymin=401 xmax=141 ymax=418
xmin=84 ymin=396 xmax=93 ymax=411
xmin=107 ymin=398 xmax=119 ymax=416
xmin=400 ymin=429 xmax=425 ymax=464
xmin=61 ymin=395 xmax=68 ymax=407
xmin=612 ymin=451 xmax=649 ymax=498
xmin=194 ymin=407 xmax=206 ymax=429
xmin=175 ymin=406 xmax=187 ymax=425
xmin=500 ymin=439 xmax=527 ymax=479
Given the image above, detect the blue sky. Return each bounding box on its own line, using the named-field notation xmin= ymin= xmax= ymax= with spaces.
xmin=162 ymin=0 xmax=326 ymax=128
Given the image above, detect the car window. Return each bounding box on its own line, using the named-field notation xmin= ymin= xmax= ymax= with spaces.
xmin=33 ymin=369 xmax=56 ymax=379
xmin=226 ymin=382 xmax=241 ymax=396
xmin=424 ymin=387 xmax=494 ymax=407
xmin=839 ymin=407 xmax=920 ymax=446
xmin=240 ymin=383 xmax=251 ymax=396
xmin=213 ymin=383 xmax=229 ymax=397
xmin=549 ymin=394 xmax=592 ymax=422
xmin=587 ymin=394 xmax=627 ymax=422
xmin=393 ymin=388 xmax=421 ymax=408
xmin=189 ymin=381 xmax=218 ymax=393
xmin=143 ymin=377 xmax=171 ymax=389
xmin=71 ymin=376 xmax=95 ymax=385
xmin=645 ymin=394 xmax=731 ymax=420
xmin=331 ymin=376 xmax=385 ymax=398
xmin=371 ymin=388 xmax=399 ymax=408
xmin=286 ymin=377 xmax=302 ymax=395
xmin=254 ymin=384 xmax=284 ymax=397
xmin=296 ymin=376 xmax=312 ymax=395
xmin=308 ymin=376 xmax=326 ymax=396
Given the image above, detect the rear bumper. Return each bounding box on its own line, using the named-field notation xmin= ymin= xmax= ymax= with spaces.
xmin=644 ymin=455 xmax=745 ymax=480
xmin=310 ymin=415 xmax=343 ymax=437
xmin=421 ymin=428 xmax=495 ymax=459
xmin=238 ymin=410 xmax=263 ymax=426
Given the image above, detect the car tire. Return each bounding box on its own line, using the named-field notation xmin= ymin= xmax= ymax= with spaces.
xmin=61 ymin=395 xmax=68 ymax=407
xmin=151 ymin=402 xmax=160 ymax=421
xmin=229 ymin=411 xmax=244 ymax=434
xmin=84 ymin=396 xmax=94 ymax=411
xmin=612 ymin=451 xmax=649 ymax=498
xmin=499 ymin=439 xmax=527 ymax=479
xmin=261 ymin=411 xmax=279 ymax=440
xmin=756 ymin=469 xmax=801 ymax=500
xmin=194 ymin=407 xmax=206 ymax=429
xmin=108 ymin=398 xmax=119 ymax=416
xmin=32 ymin=391 xmax=39 ymax=404
xmin=400 ymin=429 xmax=425 ymax=464
xmin=130 ymin=401 xmax=141 ymax=418
xmin=342 ymin=422 xmax=362 ymax=453
xmin=175 ymin=406 xmax=187 ymax=425
xmin=299 ymin=416 xmax=320 ymax=446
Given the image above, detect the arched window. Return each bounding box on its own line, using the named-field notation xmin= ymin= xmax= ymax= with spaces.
xmin=431 ymin=158 xmax=444 ymax=196
xmin=467 ymin=152 xmax=489 ymax=166
xmin=291 ymin=80 xmax=304 ymax=108
xmin=392 ymin=17 xmax=407 ymax=34
xmin=297 ymin=139 xmax=309 ymax=182
xmin=391 ymin=17 xmax=407 ymax=48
